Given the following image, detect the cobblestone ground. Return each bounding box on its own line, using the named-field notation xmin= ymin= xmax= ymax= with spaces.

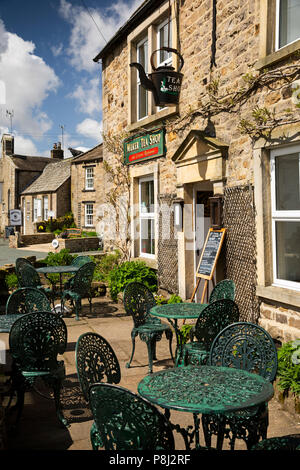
xmin=0 ymin=296 xmax=299 ymax=452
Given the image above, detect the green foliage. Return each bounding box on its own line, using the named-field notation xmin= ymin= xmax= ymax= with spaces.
xmin=179 ymin=324 xmax=193 ymax=346
xmin=44 ymin=212 xmax=75 ymax=233
xmin=92 ymin=251 xmax=121 ymax=283
xmin=167 ymin=294 xmax=183 ymax=304
xmin=277 ymin=340 xmax=300 ymax=396
xmin=81 ymin=231 xmax=98 ymax=237
xmin=5 ymin=273 xmax=18 ymax=290
xmin=108 ymin=260 xmax=157 ymax=302
xmin=154 ymin=294 xmax=167 ymax=305
xmin=44 ymin=248 xmax=75 ymax=266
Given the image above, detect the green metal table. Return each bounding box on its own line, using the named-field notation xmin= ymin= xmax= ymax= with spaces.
xmin=0 ymin=314 xmax=27 ymax=333
xmin=138 ymin=365 xmax=274 ymax=450
xmin=36 ymin=265 xmax=79 ymax=294
xmin=149 ymin=303 xmax=207 ymax=366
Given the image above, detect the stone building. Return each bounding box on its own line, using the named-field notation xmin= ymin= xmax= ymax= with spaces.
xmin=71 ymin=143 xmax=104 ymax=231
xmin=93 ymin=0 xmax=300 ymax=342
xmin=20 ymin=146 xmax=72 ymax=235
xmin=0 ymin=134 xmax=53 ymax=235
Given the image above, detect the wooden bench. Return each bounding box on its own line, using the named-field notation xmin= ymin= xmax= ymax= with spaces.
xmin=65 ymin=228 xmax=82 ymax=238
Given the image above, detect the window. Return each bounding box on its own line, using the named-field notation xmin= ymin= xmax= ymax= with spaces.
xmin=33 ymin=198 xmax=41 ymax=222
xmin=85 ymin=203 xmax=94 ymax=227
xmin=43 ymin=196 xmax=48 ymax=220
xmin=139 ymin=176 xmax=155 ymax=257
xmin=85 ymin=167 xmax=94 ymax=190
xmin=276 ymin=0 xmax=300 ymax=50
xmin=137 ymin=37 xmax=148 ymax=121
xmin=157 ymin=18 xmax=172 ymax=68
xmin=271 ymin=145 xmax=300 ymax=290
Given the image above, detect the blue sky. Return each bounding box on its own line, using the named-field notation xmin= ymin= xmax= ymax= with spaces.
xmin=0 ymin=0 xmax=142 ymax=158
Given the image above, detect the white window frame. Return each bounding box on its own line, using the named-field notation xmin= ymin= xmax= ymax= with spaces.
xmin=270 ymin=144 xmax=300 ymax=291
xmin=85 ymin=167 xmax=94 ymax=190
xmin=137 ymin=36 xmax=148 ymax=121
xmin=139 ymin=175 xmax=155 ymax=259
xmin=275 ymin=0 xmax=300 ymax=51
xmin=43 ymin=195 xmax=48 ymax=220
xmin=85 ymin=203 xmax=94 ymax=227
xmin=156 ymin=18 xmax=173 ymax=112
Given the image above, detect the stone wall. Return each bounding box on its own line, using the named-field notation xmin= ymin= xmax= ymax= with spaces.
xmin=9 ymin=232 xmax=54 ymax=248
xmin=56 ymin=236 xmax=100 ymax=253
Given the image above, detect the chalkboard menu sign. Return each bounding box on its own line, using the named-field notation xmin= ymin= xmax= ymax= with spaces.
xmin=196 ymin=228 xmax=226 ymax=280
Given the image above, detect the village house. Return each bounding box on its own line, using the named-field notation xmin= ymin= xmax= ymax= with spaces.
xmin=70 ymin=143 xmax=105 ymax=231
xmin=93 ymin=0 xmax=300 ymax=343
xmin=0 ymin=134 xmax=52 ymax=236
xmin=20 ymin=143 xmax=72 ymax=235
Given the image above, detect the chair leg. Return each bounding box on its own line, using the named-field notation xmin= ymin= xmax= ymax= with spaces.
xmin=126 ymin=330 xmax=137 ymax=369
xmin=146 ymin=337 xmax=154 ymax=374
xmin=75 ymin=299 xmax=81 ymax=321
xmin=52 ymin=378 xmax=68 ymax=427
xmin=166 ymin=330 xmax=174 ymax=362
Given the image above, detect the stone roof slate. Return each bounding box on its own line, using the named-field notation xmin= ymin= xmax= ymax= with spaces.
xmin=21 ymin=159 xmax=71 ymax=194
xmin=71 ymin=143 xmax=103 ymax=164
xmin=10 ymin=155 xmax=51 ymax=171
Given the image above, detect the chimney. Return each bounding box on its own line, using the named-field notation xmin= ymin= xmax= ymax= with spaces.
xmin=1 ymin=134 xmax=14 ymax=157
xmin=50 ymin=142 xmax=64 ymax=159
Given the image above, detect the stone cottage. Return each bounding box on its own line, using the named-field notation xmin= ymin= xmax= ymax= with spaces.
xmin=93 ymin=0 xmax=300 ymax=342
xmin=20 ymin=144 xmax=72 ymax=235
xmin=0 ymin=134 xmax=52 ymax=235
xmin=71 ymin=143 xmax=105 ymax=231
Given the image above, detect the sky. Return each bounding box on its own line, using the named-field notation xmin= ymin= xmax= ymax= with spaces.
xmin=0 ymin=0 xmax=143 ymax=158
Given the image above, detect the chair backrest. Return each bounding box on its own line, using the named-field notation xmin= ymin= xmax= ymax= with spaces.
xmin=194 ymin=299 xmax=240 ymax=351
xmin=123 ymin=282 xmax=156 ymax=328
xmin=67 ymin=262 xmax=95 ymax=295
xmin=89 ymin=383 xmax=175 ymax=450
xmin=209 ymin=279 xmax=236 ymax=303
xmin=17 ymin=262 xmax=41 ymax=288
xmin=71 ymin=255 xmax=92 ymax=267
xmin=209 ymin=321 xmax=278 ymax=382
xmin=75 ymin=332 xmax=121 ymax=401
xmin=15 ymin=258 xmax=32 ymax=286
xmin=9 ymin=311 xmax=67 ymax=372
xmin=6 ymin=287 xmax=51 ymax=315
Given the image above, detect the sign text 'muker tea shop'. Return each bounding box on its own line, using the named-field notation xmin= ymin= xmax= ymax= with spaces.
xmin=124 ymin=129 xmax=165 ymax=165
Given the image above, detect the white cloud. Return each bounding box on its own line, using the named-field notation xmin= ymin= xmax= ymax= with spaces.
xmin=0 ymin=125 xmax=40 ymax=155
xmin=59 ymin=0 xmax=143 ymax=72
xmin=0 ymin=21 xmax=60 ymax=139
xmin=51 ymin=43 xmax=63 ymax=57
xmin=76 ymin=118 xmax=102 ymax=142
xmin=69 ymin=77 xmax=101 ymax=115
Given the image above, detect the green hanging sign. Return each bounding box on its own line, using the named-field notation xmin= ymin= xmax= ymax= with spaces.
xmin=124 ymin=128 xmax=165 ymax=165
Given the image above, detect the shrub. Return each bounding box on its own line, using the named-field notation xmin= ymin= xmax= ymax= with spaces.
xmin=108 ymin=260 xmax=157 ymax=302
xmin=44 ymin=248 xmax=75 ymax=266
xmin=5 ymin=273 xmax=18 ymax=290
xmin=277 ymin=340 xmax=300 ymax=396
xmin=167 ymin=294 xmax=183 ymax=304
xmin=92 ymin=251 xmax=121 ymax=283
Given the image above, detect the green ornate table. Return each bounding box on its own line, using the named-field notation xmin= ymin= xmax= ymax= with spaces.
xmin=149 ymin=303 xmax=207 ymax=366
xmin=36 ymin=265 xmax=79 ymax=293
xmin=138 ymin=365 xmax=274 ymax=450
xmin=0 ymin=314 xmax=27 ymax=333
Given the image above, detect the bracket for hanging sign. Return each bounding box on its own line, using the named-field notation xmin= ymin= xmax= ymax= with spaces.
xmin=190 ymin=227 xmax=226 ymax=303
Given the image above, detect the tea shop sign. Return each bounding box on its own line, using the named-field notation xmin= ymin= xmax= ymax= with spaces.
xmin=124 ymin=129 xmax=165 ymax=165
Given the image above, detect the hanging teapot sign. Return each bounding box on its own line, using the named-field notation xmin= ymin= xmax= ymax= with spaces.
xmin=130 ymin=47 xmax=184 ymax=107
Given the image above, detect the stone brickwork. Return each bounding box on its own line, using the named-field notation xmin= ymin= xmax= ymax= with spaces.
xmin=260 ymin=302 xmax=300 ymax=343
xmin=57 ymin=236 xmax=100 ymax=253
xmin=9 ymin=232 xmax=54 ymax=248
xmin=99 ymin=0 xmax=300 ymax=340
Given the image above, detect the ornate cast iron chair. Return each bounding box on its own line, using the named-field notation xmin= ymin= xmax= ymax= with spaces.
xmin=201 ymin=321 xmax=278 ymax=450
xmin=15 ymin=258 xmax=32 ymax=287
xmin=208 ymin=279 xmax=236 ymax=303
xmin=123 ymin=282 xmax=173 ymax=374
xmin=61 ymin=262 xmax=95 ymax=321
xmin=16 ymin=262 xmax=55 ymax=308
xmin=251 ymin=435 xmax=300 ymax=450
xmin=75 ymin=332 xmax=121 ymax=449
xmin=63 ymin=255 xmax=93 ymax=291
xmin=6 ymin=287 xmax=52 ymax=315
xmin=9 ymin=311 xmax=68 ymax=427
xmin=182 ymin=299 xmax=240 ymax=366
xmin=89 ymin=382 xmax=175 ymax=450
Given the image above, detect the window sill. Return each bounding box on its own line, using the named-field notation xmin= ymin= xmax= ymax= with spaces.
xmin=255 ymin=39 xmax=300 ymax=70
xmin=256 ymin=284 xmax=300 ymax=308
xmin=128 ymin=106 xmax=178 ymax=132
xmin=82 ymin=189 xmax=95 ymax=192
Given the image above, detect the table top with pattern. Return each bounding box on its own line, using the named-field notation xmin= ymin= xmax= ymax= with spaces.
xmin=149 ymin=302 xmax=208 ymax=320
xmin=36 ymin=265 xmax=80 ymax=274
xmin=138 ymin=365 xmax=274 ymax=415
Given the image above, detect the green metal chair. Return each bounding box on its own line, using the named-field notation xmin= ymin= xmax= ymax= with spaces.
xmin=9 ymin=311 xmax=68 ymax=427
xmin=16 ymin=262 xmax=55 ymax=308
xmin=208 ymin=279 xmax=236 ymax=303
xmin=75 ymin=332 xmax=121 ymax=450
xmin=123 ymin=282 xmax=173 ymax=374
xmin=202 ymin=321 xmax=278 ymax=450
xmin=61 ymin=261 xmax=95 ymax=321
xmin=89 ymin=382 xmax=175 ymax=450
xmin=6 ymin=287 xmax=52 ymax=315
xmin=251 ymin=435 xmax=300 ymax=450
xmin=15 ymin=258 xmax=33 ymax=287
xmin=63 ymin=256 xmax=93 ymax=291
xmin=182 ymin=299 xmax=240 ymax=366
